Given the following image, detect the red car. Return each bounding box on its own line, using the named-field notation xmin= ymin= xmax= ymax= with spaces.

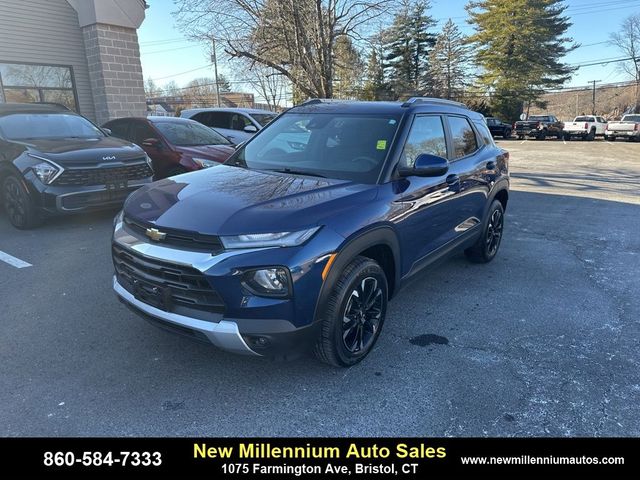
xmin=102 ymin=116 xmax=235 ymax=179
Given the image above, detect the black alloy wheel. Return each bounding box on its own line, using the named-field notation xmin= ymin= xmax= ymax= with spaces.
xmin=314 ymin=256 xmax=388 ymax=367
xmin=2 ymin=175 xmax=40 ymax=229
xmin=465 ymin=200 xmax=505 ymax=263
xmin=486 ymin=208 xmax=504 ymax=257
xmin=342 ymin=277 xmax=384 ymax=354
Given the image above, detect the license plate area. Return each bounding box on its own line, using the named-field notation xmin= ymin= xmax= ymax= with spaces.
xmin=132 ymin=279 xmax=173 ymax=311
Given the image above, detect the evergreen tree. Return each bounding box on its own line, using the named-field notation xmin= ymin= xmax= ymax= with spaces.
xmin=383 ymin=0 xmax=436 ymax=97
xmin=428 ymin=19 xmax=472 ymax=99
xmin=362 ymin=43 xmax=389 ymax=100
xmin=334 ymin=35 xmax=364 ymax=99
xmin=466 ymin=0 xmax=577 ymax=121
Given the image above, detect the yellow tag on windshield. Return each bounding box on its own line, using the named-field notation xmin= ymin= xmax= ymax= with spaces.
xmin=376 ymin=140 xmax=387 ymax=150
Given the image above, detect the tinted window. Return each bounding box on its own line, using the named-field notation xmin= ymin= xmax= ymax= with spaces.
xmin=575 ymin=116 xmax=595 ymax=122
xmin=400 ymin=116 xmax=447 ymax=168
xmin=192 ymin=111 xmax=232 ymax=129
xmin=129 ymin=122 xmax=158 ymax=145
xmin=448 ymin=116 xmax=479 ymax=158
xmin=154 ymin=120 xmax=231 ymax=146
xmin=230 ymin=114 xmax=251 ymax=131
xmin=474 ymin=121 xmax=494 ymax=146
xmin=105 ymin=120 xmax=131 ymax=140
xmin=250 ymin=113 xmax=277 ymax=127
xmin=528 ymin=116 xmax=549 ymax=122
xmin=230 ymin=113 xmax=401 ymax=184
xmin=622 ymin=115 xmax=640 ymax=122
xmin=0 ymin=113 xmax=103 ymax=140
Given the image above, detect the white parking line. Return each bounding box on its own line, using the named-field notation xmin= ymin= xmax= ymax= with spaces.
xmin=563 ymin=138 xmax=567 ymax=145
xmin=606 ymin=141 xmax=614 ymax=145
xmin=0 ymin=250 xmax=32 ymax=268
xmin=520 ymin=140 xmax=527 ymax=144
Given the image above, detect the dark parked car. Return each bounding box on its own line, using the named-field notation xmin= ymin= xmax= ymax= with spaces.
xmin=514 ymin=115 xmax=564 ymax=140
xmin=102 ymin=116 xmax=235 ymax=180
xmin=485 ymin=117 xmax=512 ymax=139
xmin=112 ymin=98 xmax=509 ymax=366
xmin=0 ymin=103 xmax=153 ymax=229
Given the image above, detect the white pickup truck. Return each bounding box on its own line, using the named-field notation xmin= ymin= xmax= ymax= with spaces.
xmin=605 ymin=114 xmax=640 ymax=141
xmin=563 ymin=115 xmax=607 ymax=140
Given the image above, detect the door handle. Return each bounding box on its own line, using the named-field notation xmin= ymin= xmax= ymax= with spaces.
xmin=446 ymin=174 xmax=460 ymax=186
xmin=486 ymin=161 xmax=497 ymax=170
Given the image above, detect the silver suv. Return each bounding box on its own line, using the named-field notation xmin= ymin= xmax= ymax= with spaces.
xmin=180 ymin=107 xmax=277 ymax=145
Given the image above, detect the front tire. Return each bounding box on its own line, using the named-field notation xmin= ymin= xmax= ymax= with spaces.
xmin=503 ymin=129 xmax=511 ymax=140
xmin=314 ymin=256 xmax=388 ymax=367
xmin=465 ymin=200 xmax=505 ymax=264
xmin=2 ymin=174 xmax=41 ymax=229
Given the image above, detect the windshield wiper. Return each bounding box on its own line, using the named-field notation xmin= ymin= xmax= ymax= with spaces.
xmin=265 ymin=168 xmax=326 ymax=178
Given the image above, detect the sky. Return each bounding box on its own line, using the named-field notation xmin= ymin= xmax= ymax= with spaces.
xmin=138 ymin=0 xmax=640 ymax=102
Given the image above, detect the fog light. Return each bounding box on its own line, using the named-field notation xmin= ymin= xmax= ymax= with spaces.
xmin=242 ymin=267 xmax=291 ymax=297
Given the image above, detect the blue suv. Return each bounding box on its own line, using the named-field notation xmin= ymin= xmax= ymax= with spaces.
xmin=111 ymin=98 xmax=509 ymax=367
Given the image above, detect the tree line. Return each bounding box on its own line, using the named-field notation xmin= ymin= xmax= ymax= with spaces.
xmin=171 ymin=0 xmax=639 ymax=121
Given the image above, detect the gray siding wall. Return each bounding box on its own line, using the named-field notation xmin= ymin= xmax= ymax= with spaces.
xmin=0 ymin=0 xmax=96 ymax=120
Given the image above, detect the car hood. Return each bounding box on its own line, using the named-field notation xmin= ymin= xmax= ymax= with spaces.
xmin=20 ymin=137 xmax=145 ymax=166
xmin=124 ymin=164 xmax=378 ymax=236
xmin=174 ymin=144 xmax=235 ymax=162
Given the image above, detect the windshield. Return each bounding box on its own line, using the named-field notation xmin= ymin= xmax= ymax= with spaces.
xmin=528 ymin=116 xmax=548 ymax=121
xmin=227 ymin=113 xmax=401 ymax=184
xmin=250 ymin=113 xmax=277 ymax=127
xmin=622 ymin=115 xmax=640 ymax=122
xmin=0 ymin=113 xmax=104 ymax=140
xmin=574 ymin=116 xmax=594 ymax=122
xmin=154 ymin=120 xmax=231 ymax=146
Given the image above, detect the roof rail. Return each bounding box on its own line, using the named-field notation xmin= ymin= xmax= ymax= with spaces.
xmin=401 ymin=97 xmax=467 ymax=109
xmin=298 ymin=98 xmax=354 ymax=106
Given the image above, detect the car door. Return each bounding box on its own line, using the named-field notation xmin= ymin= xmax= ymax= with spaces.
xmin=391 ymin=114 xmax=464 ymax=275
xmin=444 ymin=115 xmax=494 ymax=240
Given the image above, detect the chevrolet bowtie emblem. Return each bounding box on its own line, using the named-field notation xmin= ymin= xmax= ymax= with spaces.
xmin=145 ymin=227 xmax=167 ymax=242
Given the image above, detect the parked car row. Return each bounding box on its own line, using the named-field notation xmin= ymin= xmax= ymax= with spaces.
xmin=1 ymin=98 xmax=510 ymax=366
xmin=486 ymin=113 xmax=640 ymax=142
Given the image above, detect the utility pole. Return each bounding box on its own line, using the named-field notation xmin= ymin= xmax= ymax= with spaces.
xmin=590 ymin=79 xmax=601 ymax=115
xmin=210 ymin=37 xmax=221 ymax=107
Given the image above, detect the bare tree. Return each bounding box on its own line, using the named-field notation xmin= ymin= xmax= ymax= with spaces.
xmin=242 ymin=63 xmax=288 ymax=110
xmin=610 ymin=13 xmax=640 ymax=110
xmin=174 ymin=0 xmax=393 ymax=99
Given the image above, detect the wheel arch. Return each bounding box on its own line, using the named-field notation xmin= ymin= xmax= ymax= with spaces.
xmin=313 ymin=226 xmax=402 ymax=323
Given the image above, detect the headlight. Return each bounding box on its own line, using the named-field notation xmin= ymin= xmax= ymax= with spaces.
xmin=144 ymin=154 xmax=154 ymax=171
xmin=113 ymin=209 xmax=124 ymax=227
xmin=220 ymin=227 xmax=320 ymax=249
xmin=192 ymin=157 xmax=218 ymax=169
xmin=242 ymin=267 xmax=291 ymax=297
xmin=28 ymin=154 xmax=63 ymax=185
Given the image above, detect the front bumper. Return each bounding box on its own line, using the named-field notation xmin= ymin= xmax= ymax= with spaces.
xmin=111 ymin=215 xmax=341 ymax=357
xmin=23 ymin=170 xmax=151 ymax=214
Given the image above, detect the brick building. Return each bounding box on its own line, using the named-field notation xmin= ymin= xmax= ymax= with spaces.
xmin=0 ymin=0 xmax=148 ymax=124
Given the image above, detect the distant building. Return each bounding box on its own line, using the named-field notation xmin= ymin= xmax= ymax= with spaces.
xmin=0 ymin=0 xmax=148 ymax=124
xmin=145 ymin=91 xmax=279 ymax=116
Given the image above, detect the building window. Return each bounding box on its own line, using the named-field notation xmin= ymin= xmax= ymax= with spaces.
xmin=0 ymin=63 xmax=78 ymax=112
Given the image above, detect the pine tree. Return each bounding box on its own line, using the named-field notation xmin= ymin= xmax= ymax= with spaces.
xmin=428 ymin=19 xmax=472 ymax=99
xmin=362 ymin=43 xmax=389 ymax=100
xmin=383 ymin=0 xmax=436 ymax=97
xmin=334 ymin=35 xmax=364 ymax=99
xmin=466 ymin=0 xmax=577 ymax=121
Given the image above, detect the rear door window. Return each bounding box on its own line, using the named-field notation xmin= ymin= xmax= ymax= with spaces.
xmin=106 ymin=120 xmax=131 ymax=140
xmin=448 ymin=116 xmax=479 ymax=158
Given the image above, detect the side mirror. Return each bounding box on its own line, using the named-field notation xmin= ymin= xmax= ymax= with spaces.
xmin=399 ymin=153 xmax=449 ymax=177
xmin=142 ymin=137 xmax=161 ymax=148
xmin=243 ymin=125 xmax=258 ymax=133
xmin=102 ymin=128 xmax=112 ymax=136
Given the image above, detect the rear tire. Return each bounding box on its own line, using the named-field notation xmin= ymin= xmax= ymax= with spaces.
xmin=2 ymin=174 xmax=41 ymax=229
xmin=538 ymin=129 xmax=547 ymax=140
xmin=314 ymin=256 xmax=388 ymax=367
xmin=465 ymin=200 xmax=505 ymax=264
xmin=587 ymin=129 xmax=596 ymax=141
xmin=503 ymin=129 xmax=511 ymax=140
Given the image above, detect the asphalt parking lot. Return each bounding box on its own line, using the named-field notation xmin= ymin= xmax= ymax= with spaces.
xmin=1 ymin=138 xmax=639 ymax=437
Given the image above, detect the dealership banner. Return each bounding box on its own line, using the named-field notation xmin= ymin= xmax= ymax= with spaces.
xmin=0 ymin=437 xmax=635 ymax=476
